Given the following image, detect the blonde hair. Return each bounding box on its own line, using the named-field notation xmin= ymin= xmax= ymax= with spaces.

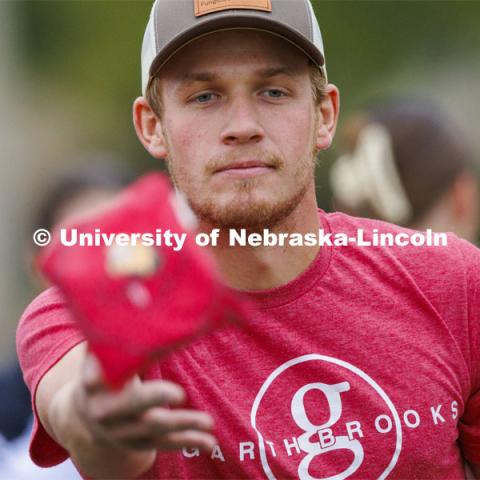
xmin=146 ymin=61 xmax=327 ymax=119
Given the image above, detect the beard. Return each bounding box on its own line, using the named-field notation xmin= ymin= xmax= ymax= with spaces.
xmin=186 ymin=172 xmax=311 ymax=229
xmin=164 ymin=130 xmax=318 ymax=230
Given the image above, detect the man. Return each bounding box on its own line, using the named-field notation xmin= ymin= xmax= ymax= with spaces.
xmin=17 ymin=0 xmax=480 ymax=478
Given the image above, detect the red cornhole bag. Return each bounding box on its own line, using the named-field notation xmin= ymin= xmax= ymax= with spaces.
xmin=39 ymin=172 xmax=248 ymax=387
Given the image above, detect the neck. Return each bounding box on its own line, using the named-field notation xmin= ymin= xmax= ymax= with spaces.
xmin=199 ymin=187 xmax=321 ymax=291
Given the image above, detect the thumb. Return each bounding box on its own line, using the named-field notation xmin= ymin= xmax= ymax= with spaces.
xmin=82 ymin=353 xmax=106 ymax=393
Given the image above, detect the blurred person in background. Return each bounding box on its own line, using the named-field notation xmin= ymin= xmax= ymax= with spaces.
xmin=0 ymin=361 xmax=31 ymax=440
xmin=330 ymin=99 xmax=480 ymax=244
xmin=0 ymin=158 xmax=134 ymax=478
xmin=26 ymin=159 xmax=136 ymax=289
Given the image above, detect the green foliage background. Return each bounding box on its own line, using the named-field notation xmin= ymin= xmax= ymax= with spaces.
xmin=7 ymin=0 xmax=480 ymax=201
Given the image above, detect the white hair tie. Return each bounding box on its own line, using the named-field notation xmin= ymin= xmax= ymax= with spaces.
xmin=330 ymin=123 xmax=412 ymax=224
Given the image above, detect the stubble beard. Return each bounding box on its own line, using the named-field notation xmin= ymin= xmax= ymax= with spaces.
xmin=164 ymin=130 xmax=319 ymax=230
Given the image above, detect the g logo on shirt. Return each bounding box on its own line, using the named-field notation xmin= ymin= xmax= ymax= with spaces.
xmin=250 ymin=354 xmax=402 ymax=480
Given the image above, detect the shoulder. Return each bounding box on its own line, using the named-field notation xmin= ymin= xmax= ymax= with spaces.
xmin=20 ymin=286 xmax=69 ymax=321
xmin=322 ymin=209 xmax=479 ymax=271
xmin=322 ymin=211 xmax=480 ymax=379
xmin=321 ymin=210 xmax=480 ymax=314
xmin=17 ymin=286 xmax=75 ymax=342
xmin=16 ymin=287 xmax=84 ymax=392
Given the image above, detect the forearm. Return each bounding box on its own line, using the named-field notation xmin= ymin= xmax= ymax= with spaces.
xmin=48 ymin=380 xmax=156 ymax=479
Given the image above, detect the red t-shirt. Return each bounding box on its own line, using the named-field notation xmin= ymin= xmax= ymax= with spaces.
xmin=17 ymin=211 xmax=480 ymax=479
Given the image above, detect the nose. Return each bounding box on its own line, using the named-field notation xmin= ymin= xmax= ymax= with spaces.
xmin=220 ymin=95 xmax=265 ymax=146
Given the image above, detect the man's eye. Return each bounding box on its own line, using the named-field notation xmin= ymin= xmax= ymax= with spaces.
xmin=194 ymin=92 xmax=217 ymax=103
xmin=262 ymin=89 xmax=287 ymax=98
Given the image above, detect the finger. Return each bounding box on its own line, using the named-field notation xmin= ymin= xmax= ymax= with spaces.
xmin=115 ymin=433 xmax=214 ymax=453
xmin=155 ymin=430 xmax=218 ymax=452
xmin=82 ymin=354 xmax=107 ymax=393
xmin=145 ymin=408 xmax=214 ymax=434
xmin=115 ymin=435 xmax=157 ymax=451
xmin=106 ymin=408 xmax=214 ymax=436
xmin=108 ymin=427 xmax=217 ymax=452
xmin=90 ymin=381 xmax=186 ymax=423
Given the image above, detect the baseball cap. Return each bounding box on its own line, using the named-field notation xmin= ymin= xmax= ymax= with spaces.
xmin=141 ymin=0 xmax=327 ymax=94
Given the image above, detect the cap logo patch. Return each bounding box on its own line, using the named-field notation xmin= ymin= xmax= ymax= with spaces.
xmin=194 ymin=0 xmax=272 ymax=17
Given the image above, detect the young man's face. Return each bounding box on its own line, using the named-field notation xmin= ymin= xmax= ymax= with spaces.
xmin=139 ymin=30 xmax=336 ymax=228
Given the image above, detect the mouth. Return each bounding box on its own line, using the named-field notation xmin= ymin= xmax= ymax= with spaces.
xmin=214 ymin=160 xmax=276 ymax=178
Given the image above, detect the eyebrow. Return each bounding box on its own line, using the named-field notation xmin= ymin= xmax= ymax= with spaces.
xmin=179 ymin=66 xmax=299 ymax=86
xmin=256 ymin=66 xmax=299 ymax=78
xmin=181 ymin=72 xmax=217 ymax=84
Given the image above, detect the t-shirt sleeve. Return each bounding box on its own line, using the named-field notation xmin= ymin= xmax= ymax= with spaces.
xmin=457 ymin=239 xmax=480 ymax=464
xmin=16 ymin=286 xmax=85 ymax=467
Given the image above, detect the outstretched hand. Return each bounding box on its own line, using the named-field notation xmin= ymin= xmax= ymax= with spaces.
xmin=71 ymin=353 xmax=217 ymax=453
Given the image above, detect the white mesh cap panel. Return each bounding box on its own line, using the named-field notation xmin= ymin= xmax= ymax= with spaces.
xmin=141 ymin=2 xmax=158 ymax=95
xmin=306 ymin=0 xmax=327 ymax=78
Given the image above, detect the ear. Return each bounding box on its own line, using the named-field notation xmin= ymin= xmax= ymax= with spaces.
xmin=315 ymin=84 xmax=340 ymax=151
xmin=133 ymin=97 xmax=168 ymax=159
